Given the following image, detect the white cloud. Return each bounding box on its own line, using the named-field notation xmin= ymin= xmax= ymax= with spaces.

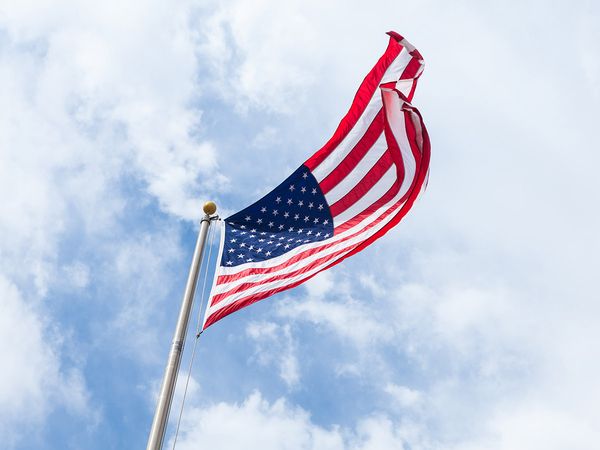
xmin=385 ymin=384 xmax=422 ymax=410
xmin=0 ymin=275 xmax=92 ymax=446
xmin=173 ymin=391 xmax=427 ymax=450
xmin=246 ymin=321 xmax=300 ymax=388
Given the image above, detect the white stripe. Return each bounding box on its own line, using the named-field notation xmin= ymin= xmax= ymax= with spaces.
xmin=311 ymin=48 xmax=411 ymax=183
xmin=201 ymin=220 xmax=226 ymax=327
xmin=311 ymin=100 xmax=381 ymax=182
xmin=324 ymin=133 xmax=387 ymax=205
xmin=332 ymin=165 xmax=397 ymax=227
xmin=382 ymin=90 xmax=416 ymax=199
xmin=380 ymin=48 xmax=412 ymax=84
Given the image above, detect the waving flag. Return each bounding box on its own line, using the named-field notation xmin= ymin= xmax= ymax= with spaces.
xmin=203 ymin=32 xmax=430 ymax=329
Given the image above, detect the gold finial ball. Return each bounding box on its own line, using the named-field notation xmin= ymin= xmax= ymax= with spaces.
xmin=203 ymin=201 xmax=217 ymax=216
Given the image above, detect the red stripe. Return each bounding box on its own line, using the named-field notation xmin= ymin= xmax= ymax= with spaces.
xmin=406 ymin=78 xmax=419 ymax=104
xmin=318 ymin=109 xmax=384 ymax=194
xmin=328 ymin=151 xmax=394 ymax=217
xmin=400 ymin=56 xmax=422 ymax=81
xmin=304 ymin=35 xmax=404 ymax=171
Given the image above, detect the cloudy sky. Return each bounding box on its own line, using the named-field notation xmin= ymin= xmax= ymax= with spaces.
xmin=1 ymin=0 xmax=599 ymax=449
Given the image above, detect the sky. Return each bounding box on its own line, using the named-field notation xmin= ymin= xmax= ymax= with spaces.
xmin=1 ymin=0 xmax=599 ymax=449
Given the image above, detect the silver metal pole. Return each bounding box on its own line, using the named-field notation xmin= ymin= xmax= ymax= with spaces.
xmin=146 ymin=201 xmax=217 ymax=450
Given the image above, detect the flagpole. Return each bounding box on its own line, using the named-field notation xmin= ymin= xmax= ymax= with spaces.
xmin=146 ymin=201 xmax=217 ymax=450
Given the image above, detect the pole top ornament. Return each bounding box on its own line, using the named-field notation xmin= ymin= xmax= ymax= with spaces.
xmin=203 ymin=201 xmax=217 ymax=216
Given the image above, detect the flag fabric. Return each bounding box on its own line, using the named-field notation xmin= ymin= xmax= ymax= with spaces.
xmin=202 ymin=31 xmax=430 ymax=329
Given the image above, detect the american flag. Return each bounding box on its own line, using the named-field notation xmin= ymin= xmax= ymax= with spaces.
xmin=203 ymin=32 xmax=430 ymax=329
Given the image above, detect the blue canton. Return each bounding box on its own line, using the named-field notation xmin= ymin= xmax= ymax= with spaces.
xmin=221 ymin=165 xmax=334 ymax=267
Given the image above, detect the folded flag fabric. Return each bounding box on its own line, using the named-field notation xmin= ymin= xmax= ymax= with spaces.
xmin=203 ymin=31 xmax=430 ymax=329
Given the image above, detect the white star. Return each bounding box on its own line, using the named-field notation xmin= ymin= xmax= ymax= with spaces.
xmin=283 ymin=211 xmax=289 ymax=218
xmin=260 ymin=232 xmax=266 ymax=235
xmin=245 ymin=216 xmax=251 ymax=221
xmin=276 ymin=243 xmax=282 ymax=247
xmin=228 ymin=248 xmax=235 ymax=253
xmin=270 ymin=234 xmax=275 ymax=238
xmin=308 ymin=202 xmax=314 ymax=209
xmin=230 ymin=238 xmax=237 ymax=243
xmin=316 ymin=232 xmax=321 ymax=237
xmin=267 ymin=240 xmax=273 ymax=244
xmin=268 ymin=222 xmax=274 ymax=228
xmin=265 ymin=251 xmax=272 ymax=256
xmin=284 ymin=244 xmax=291 ymax=249
xmin=324 ymin=233 xmax=330 ymax=238
xmin=298 ymin=200 xmax=304 ymax=206
xmin=304 ymin=239 xmax=310 ymax=243
xmin=307 ymin=231 xmax=312 ymax=235
xmin=300 ymin=186 xmax=306 ymax=193
xmin=250 ymin=235 xmax=256 ymax=238
xmin=250 ymin=229 xmax=256 ymax=233
xmin=279 ymin=237 xmax=285 ymax=241
xmin=288 ymin=227 xmax=294 ymax=232
xmin=304 ymin=216 xmax=310 ymax=222
xmin=276 ymin=197 xmax=282 ymax=203
xmin=323 ymin=219 xmax=329 ymax=225
xmin=238 ymin=254 xmax=244 ymax=258
xmin=247 ymin=258 xmax=253 ymax=262
xmin=302 ymin=172 xmax=308 ymax=179
xmin=288 ymin=238 xmax=294 ymax=242
xmin=231 ymin=229 xmax=238 ymax=233
xmin=273 ymin=209 xmax=279 ymax=215
xmin=260 ymin=207 xmax=267 ymax=213
xmin=226 ymin=261 xmax=233 ymax=265
xmin=278 ymin=225 xmax=285 ymax=230
xmin=289 ymin=184 xmax=295 ymax=191
xmin=240 ymin=231 xmax=247 ymax=235
xmin=298 ymin=229 xmax=303 ymax=233
xmin=312 ymin=188 xmax=317 ymax=194
xmin=248 ymin=245 xmax=254 ymax=250
xmin=257 ymin=218 xmax=263 ymax=224
xmin=258 ymin=239 xmax=265 ymax=242
xmin=294 ymin=214 xmax=299 ymax=220
xmin=313 ymin=218 xmax=319 ymax=224
xmin=318 ymin=204 xmax=324 ymax=210
xmin=287 ymin=198 xmax=293 ymax=205
xmin=256 ymin=248 xmax=262 ymax=253
xmin=296 ymin=239 xmax=302 ymax=243
xmin=240 ymin=243 xmax=246 ymax=247
xmin=240 ymin=225 xmax=246 ymax=229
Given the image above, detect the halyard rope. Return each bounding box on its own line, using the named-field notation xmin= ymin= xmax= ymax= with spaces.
xmin=171 ymin=217 xmax=219 ymax=450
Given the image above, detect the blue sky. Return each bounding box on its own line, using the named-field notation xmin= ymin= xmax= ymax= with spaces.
xmin=1 ymin=0 xmax=600 ymax=449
